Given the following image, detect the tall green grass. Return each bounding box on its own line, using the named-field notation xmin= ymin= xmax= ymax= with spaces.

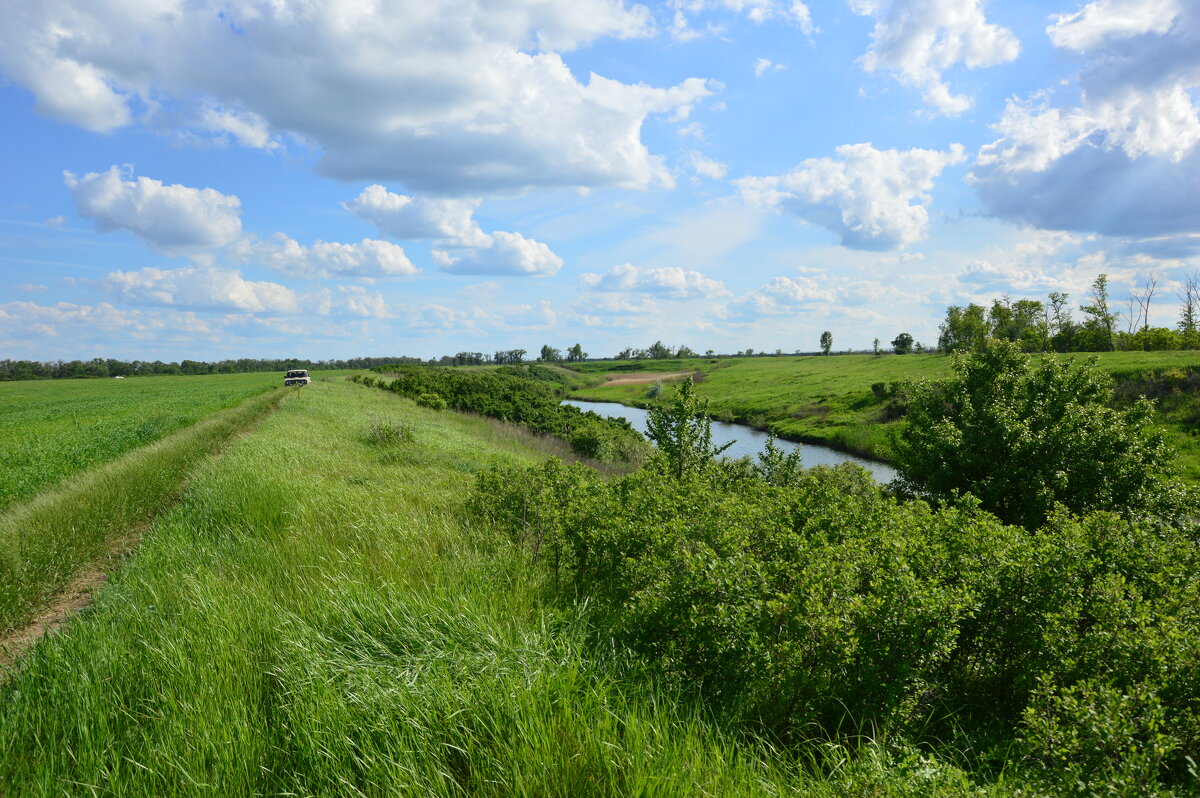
xmin=0 ymin=388 xmax=285 ymax=635
xmin=0 ymin=379 xmax=1006 ymax=796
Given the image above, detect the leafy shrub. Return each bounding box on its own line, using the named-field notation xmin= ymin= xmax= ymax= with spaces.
xmin=414 ymin=392 xmax=447 ymax=411
xmin=892 ymin=339 xmax=1182 ymax=528
xmin=469 ymin=384 xmax=1200 ymax=794
xmin=361 ymin=364 xmax=647 ymax=462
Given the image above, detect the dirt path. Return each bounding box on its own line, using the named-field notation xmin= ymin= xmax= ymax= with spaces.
xmin=0 ymin=390 xmax=288 ymax=673
xmin=601 ymin=371 xmax=696 ymax=386
xmin=0 ymin=528 xmax=140 ymax=670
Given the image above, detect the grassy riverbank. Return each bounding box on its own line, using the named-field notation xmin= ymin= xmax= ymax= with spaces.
xmin=566 ymin=351 xmax=1200 ymax=481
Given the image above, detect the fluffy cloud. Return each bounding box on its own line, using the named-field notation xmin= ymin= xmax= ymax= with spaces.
xmin=969 ymin=2 xmax=1200 ymax=238
xmin=3 ymin=1 xmax=714 ymax=194
xmin=848 ymin=0 xmax=1019 ymax=115
xmin=0 ymin=300 xmax=212 ymax=345
xmin=64 ymin=166 xmax=242 ymax=256
xmin=579 ymin=262 xmax=730 ymax=298
xmin=688 ymin=151 xmax=729 ymax=180
xmin=1047 ymin=0 xmax=1182 ymax=52
xmin=343 ymin=185 xmax=489 ymax=246
xmin=232 ymin=234 xmax=418 ymax=280
xmin=723 ymin=275 xmax=834 ymax=320
xmin=433 ymin=231 xmax=563 ymax=276
xmin=736 ymin=142 xmax=965 ymax=250
xmin=99 ymin=266 xmax=300 ymax=313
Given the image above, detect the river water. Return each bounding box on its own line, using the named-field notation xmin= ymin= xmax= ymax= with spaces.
xmin=563 ymin=399 xmax=898 ymax=483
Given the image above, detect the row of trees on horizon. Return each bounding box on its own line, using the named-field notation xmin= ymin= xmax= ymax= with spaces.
xmin=5 ymin=272 xmax=1197 ymax=381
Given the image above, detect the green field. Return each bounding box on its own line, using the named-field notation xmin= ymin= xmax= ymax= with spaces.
xmin=0 ymin=377 xmax=983 ymax=796
xmin=2 ymin=369 xmax=1198 ymax=794
xmin=0 ymin=373 xmax=280 ymax=511
xmin=566 ymin=351 xmax=1200 ymax=481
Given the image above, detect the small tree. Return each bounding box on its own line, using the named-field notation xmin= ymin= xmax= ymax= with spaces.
xmin=892 ymin=339 xmax=1171 ymax=528
xmin=647 ymin=340 xmax=673 ymax=359
xmin=892 ymin=332 xmax=914 ymax=355
xmin=645 ymin=379 xmax=732 ymax=478
xmin=1179 ymin=271 xmax=1199 ymax=349
xmin=872 ymin=337 xmax=881 ymax=357
xmin=539 ymin=345 xmax=562 ymax=363
xmin=819 ymin=330 xmax=833 ymax=355
xmin=565 ymin=343 xmax=587 ymax=362
xmin=1079 ymin=274 xmax=1117 ymax=351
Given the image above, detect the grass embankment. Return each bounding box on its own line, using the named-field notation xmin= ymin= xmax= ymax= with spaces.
xmin=567 ymin=352 xmax=1200 ymax=479
xmin=0 ymin=372 xmax=279 ymax=510
xmin=0 ymin=378 xmax=999 ymax=796
xmin=0 ymin=387 xmax=286 ymax=636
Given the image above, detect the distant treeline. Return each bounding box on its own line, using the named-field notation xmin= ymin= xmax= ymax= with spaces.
xmin=938 ymin=272 xmax=1200 ymax=353
xmin=0 ymin=356 xmax=427 ymax=382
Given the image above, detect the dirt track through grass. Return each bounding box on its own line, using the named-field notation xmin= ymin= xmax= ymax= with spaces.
xmin=0 ymin=387 xmax=287 ymax=642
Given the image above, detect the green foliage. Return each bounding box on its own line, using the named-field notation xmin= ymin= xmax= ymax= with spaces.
xmin=645 ymin=379 xmax=732 ymax=477
xmin=359 ymin=364 xmax=646 ymax=463
xmin=472 ymin=448 xmax=1200 ymax=795
xmin=893 ymin=339 xmax=1181 ymax=528
xmin=415 ymin=391 xmax=448 ymax=410
xmin=820 ymin=330 xmax=833 ymax=355
xmin=892 ymin=332 xmax=914 ymax=354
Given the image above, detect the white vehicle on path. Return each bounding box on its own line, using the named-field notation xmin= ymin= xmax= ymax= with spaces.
xmin=284 ymin=369 xmax=311 ymax=386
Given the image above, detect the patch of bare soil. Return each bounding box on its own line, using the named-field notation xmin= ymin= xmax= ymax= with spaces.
xmin=0 ymin=529 xmax=141 ymax=671
xmin=601 ymin=371 xmax=695 ymax=387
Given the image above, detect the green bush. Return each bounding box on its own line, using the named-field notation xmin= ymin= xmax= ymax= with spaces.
xmin=470 ymin=445 xmax=1200 ymax=794
xmin=415 ymin=392 xmax=448 ymax=411
xmin=892 ymin=339 xmax=1183 ymax=528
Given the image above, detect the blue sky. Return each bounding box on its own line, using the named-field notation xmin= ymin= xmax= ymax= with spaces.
xmin=2 ymin=0 xmax=1198 ymax=361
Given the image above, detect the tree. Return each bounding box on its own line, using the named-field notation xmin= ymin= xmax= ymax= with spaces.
xmin=892 ymin=339 xmax=1172 ymax=528
xmin=539 ymin=344 xmax=562 ymax=363
xmin=566 ymin=343 xmax=587 ymax=362
xmin=647 ymin=340 xmax=672 ymax=359
xmin=872 ymin=337 xmax=881 ymax=357
xmin=645 ymin=379 xmax=732 ymax=478
xmin=891 ymin=332 xmax=914 ymax=355
xmin=1078 ymin=274 xmax=1116 ymax=351
xmin=819 ymin=330 xmax=832 ymax=355
xmin=1178 ymin=271 xmax=1199 ymax=349
xmin=938 ymin=304 xmax=988 ymax=353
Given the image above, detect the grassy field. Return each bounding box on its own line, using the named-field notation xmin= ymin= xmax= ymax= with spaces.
xmin=0 ymin=387 xmax=286 ymax=636
xmin=0 ymin=376 xmax=1020 ymax=796
xmin=566 ymin=351 xmax=1200 ymax=480
xmin=0 ymin=373 xmax=280 ymax=511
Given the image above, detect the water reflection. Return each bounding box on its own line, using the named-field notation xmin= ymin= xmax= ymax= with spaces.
xmin=563 ymin=399 xmax=897 ymax=483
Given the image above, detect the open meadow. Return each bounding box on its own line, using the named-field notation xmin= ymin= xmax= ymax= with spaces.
xmin=0 ymin=373 xmax=279 ymax=511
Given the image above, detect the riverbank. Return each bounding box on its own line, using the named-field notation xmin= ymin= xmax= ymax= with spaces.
xmin=566 ymin=352 xmax=1200 ymax=482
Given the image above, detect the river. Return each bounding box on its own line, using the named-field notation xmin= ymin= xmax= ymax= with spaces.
xmin=563 ymin=399 xmax=898 ymax=483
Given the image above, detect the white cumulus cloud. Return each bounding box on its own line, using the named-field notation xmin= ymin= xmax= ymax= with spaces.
xmin=2 ymin=1 xmax=715 ymax=194
xmin=736 ymin=142 xmax=965 ymax=250
xmin=723 ymin=275 xmax=834 ymax=320
xmin=970 ymin=2 xmax=1200 ymax=238
xmin=849 ymin=0 xmax=1019 ymax=115
xmin=231 ymin=234 xmax=418 ymax=280
xmin=433 ymin=231 xmax=563 ymax=276
xmin=343 ymin=185 xmax=489 ymax=247
xmin=64 ymin=165 xmax=243 ymax=257
xmin=1047 ymin=0 xmax=1181 ymax=52
xmin=579 ymin=262 xmax=730 ymax=298
xmin=99 ymin=266 xmax=299 ymax=313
